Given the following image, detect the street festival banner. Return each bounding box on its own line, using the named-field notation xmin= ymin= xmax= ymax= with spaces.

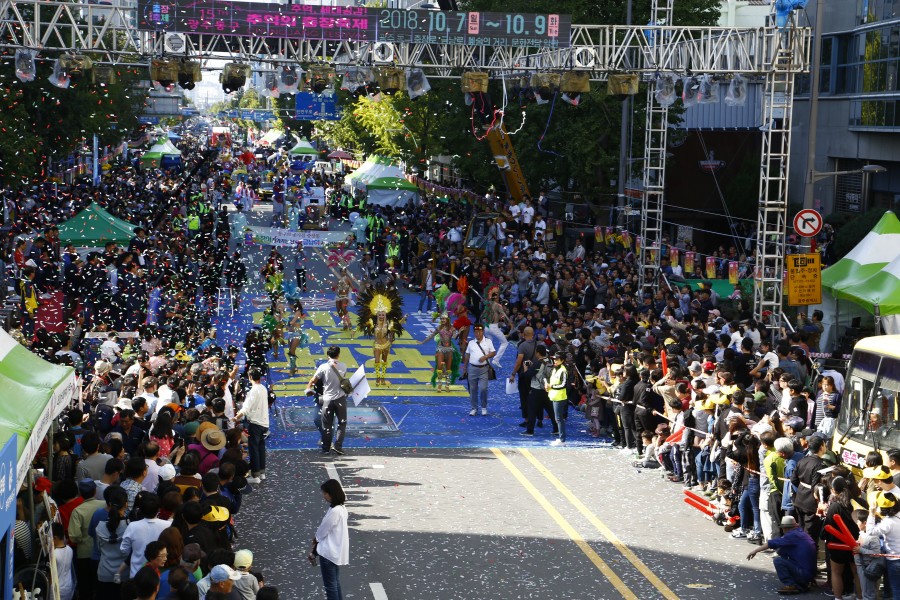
xmin=246 ymin=226 xmax=349 ymax=248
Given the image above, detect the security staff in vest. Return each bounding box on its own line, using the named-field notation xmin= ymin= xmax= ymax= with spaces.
xmin=545 ymin=352 xmax=569 ymax=446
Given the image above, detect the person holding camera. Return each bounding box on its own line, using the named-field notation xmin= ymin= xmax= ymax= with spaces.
xmin=520 ymin=345 xmax=558 ymax=437
xmin=306 ymin=346 xmax=349 ymax=455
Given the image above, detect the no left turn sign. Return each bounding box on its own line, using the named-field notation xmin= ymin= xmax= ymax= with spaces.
xmin=793 ymin=209 xmax=823 ymax=238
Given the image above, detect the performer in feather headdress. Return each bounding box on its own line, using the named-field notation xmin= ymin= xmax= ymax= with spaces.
xmin=357 ymin=283 xmax=405 ymax=385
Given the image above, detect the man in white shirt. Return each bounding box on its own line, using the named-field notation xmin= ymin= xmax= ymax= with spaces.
xmin=533 ymin=215 xmax=547 ymax=241
xmin=461 ymin=324 xmax=496 ymax=416
xmin=120 ymin=493 xmax=171 ymax=577
xmin=137 ymin=377 xmax=160 ymax=421
xmin=234 ymin=368 xmax=270 ymax=483
xmin=521 ymin=199 xmax=535 ymax=233
xmin=100 ymin=332 xmax=122 ymax=364
xmin=306 ymin=346 xmax=349 ymax=456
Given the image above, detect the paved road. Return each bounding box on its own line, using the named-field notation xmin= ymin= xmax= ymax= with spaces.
xmin=237 ymin=447 xmax=788 ymax=600
xmin=226 ymin=202 xmax=789 ymax=600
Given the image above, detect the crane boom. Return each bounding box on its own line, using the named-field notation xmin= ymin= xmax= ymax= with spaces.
xmin=485 ymin=124 xmax=531 ymax=204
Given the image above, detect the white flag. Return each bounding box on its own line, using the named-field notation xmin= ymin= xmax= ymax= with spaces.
xmin=348 ymin=365 xmax=370 ymax=406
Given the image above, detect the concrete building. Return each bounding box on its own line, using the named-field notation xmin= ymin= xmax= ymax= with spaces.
xmin=790 ymin=0 xmax=900 ymax=216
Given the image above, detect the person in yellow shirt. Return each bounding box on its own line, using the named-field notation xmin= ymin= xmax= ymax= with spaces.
xmin=546 ymin=353 xmax=568 ymax=447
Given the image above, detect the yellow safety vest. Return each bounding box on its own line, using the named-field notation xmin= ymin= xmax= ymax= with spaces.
xmin=548 ymin=366 xmax=567 ymax=401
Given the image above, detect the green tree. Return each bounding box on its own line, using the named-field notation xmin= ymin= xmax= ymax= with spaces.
xmin=0 ymin=62 xmax=146 ymax=187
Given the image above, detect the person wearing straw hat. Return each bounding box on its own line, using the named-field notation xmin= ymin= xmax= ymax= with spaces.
xmin=747 ymin=515 xmax=817 ymax=595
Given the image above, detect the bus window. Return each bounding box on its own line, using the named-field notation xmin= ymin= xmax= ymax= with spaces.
xmin=839 ymin=377 xmax=869 ymax=435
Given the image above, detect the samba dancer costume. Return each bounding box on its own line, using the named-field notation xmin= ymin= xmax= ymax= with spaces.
xmin=357 ymin=284 xmax=405 ymax=385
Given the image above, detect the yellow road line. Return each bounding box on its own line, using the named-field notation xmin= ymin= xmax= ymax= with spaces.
xmin=489 ymin=448 xmax=638 ymax=600
xmin=519 ymin=448 xmax=679 ymax=600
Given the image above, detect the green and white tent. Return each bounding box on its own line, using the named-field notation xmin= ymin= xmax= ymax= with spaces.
xmin=141 ymin=137 xmax=182 ymax=168
xmin=344 ymin=156 xmax=420 ymax=207
xmin=817 ymin=211 xmax=900 ymax=346
xmin=0 ymin=328 xmax=76 ymax=489
xmin=288 ymin=138 xmax=318 ymax=157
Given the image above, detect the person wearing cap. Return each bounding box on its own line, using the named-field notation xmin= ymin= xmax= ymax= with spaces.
xmin=865 ymin=491 xmax=900 ymax=595
xmin=863 ymin=465 xmax=899 ymax=508
xmin=545 ymin=352 xmax=569 ymax=446
xmin=67 ymin=478 xmax=105 ymax=600
xmin=232 ymin=549 xmax=260 ymax=600
xmin=461 ymin=324 xmax=496 ymax=417
xmin=747 ymin=515 xmax=817 ymax=594
xmin=202 ymin=564 xmax=242 ymax=597
xmin=309 ymin=479 xmax=349 ymax=600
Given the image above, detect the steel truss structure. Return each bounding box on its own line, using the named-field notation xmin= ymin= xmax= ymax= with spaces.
xmin=0 ymin=1 xmax=807 ymax=77
xmin=637 ymin=0 xmax=674 ymax=297
xmin=0 ymin=0 xmax=809 ymax=329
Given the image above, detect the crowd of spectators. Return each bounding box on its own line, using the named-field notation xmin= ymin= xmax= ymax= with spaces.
xmin=2 ymin=131 xmax=290 ymax=599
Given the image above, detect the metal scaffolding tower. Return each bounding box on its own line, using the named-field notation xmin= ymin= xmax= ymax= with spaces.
xmin=638 ymin=0 xmax=674 ymax=295
xmin=753 ymin=25 xmax=802 ymax=335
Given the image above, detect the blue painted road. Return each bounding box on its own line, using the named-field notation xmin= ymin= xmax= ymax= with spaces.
xmin=214 ymin=289 xmax=608 ymax=451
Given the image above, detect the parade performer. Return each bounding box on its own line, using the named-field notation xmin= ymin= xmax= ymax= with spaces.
xmin=334 ymin=268 xmax=358 ymax=331
xmin=419 ymin=314 xmax=461 ymax=392
xmin=357 ymin=284 xmax=405 ymax=386
xmin=285 ymin=300 xmax=308 ymax=377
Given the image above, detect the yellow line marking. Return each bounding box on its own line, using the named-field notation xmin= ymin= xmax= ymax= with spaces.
xmin=518 ymin=448 xmax=679 ymax=600
xmin=489 ymin=448 xmax=638 ymax=600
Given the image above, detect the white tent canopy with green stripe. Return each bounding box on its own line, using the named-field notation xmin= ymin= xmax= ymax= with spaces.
xmin=816 ymin=211 xmax=900 ymax=348
xmin=343 ymin=156 xmax=420 ymax=207
xmin=0 ymin=329 xmax=75 ymax=490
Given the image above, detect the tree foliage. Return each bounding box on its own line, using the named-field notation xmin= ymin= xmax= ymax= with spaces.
xmin=0 ymin=60 xmax=146 ymax=187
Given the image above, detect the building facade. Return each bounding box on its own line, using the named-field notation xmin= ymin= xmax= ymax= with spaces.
xmin=790 ymin=0 xmax=900 ymax=215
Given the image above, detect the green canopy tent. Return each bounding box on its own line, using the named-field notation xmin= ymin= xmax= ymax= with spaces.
xmin=57 ymin=203 xmax=136 ymax=247
xmin=816 ymin=211 xmax=900 ymax=349
xmin=0 ymin=328 xmax=76 ymax=489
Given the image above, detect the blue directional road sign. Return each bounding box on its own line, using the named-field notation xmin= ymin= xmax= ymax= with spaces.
xmin=294 ymin=92 xmax=341 ymax=121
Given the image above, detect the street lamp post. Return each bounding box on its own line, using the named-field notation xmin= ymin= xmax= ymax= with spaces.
xmin=811 ymin=164 xmax=887 ymax=215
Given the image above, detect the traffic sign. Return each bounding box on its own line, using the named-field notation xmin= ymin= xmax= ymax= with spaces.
xmin=786 ymin=253 xmax=822 ymax=306
xmin=793 ymin=209 xmax=823 ymax=238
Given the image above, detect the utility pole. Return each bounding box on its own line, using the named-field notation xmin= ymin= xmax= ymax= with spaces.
xmin=801 ymin=0 xmax=824 ymax=218
xmin=616 ymin=0 xmax=633 ymax=217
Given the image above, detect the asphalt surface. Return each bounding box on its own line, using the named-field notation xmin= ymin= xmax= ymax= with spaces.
xmin=226 ymin=201 xmax=797 ymax=600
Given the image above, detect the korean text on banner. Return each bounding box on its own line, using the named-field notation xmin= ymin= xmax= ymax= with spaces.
xmin=786 ymin=253 xmax=822 ymax=306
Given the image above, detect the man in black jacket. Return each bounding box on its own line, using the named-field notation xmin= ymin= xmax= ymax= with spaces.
xmin=790 ymin=435 xmax=826 ymax=540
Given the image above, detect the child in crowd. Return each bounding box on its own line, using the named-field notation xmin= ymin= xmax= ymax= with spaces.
xmin=854 ymin=509 xmax=883 ymax=600
xmin=632 ymin=431 xmax=660 ymax=469
xmin=52 ymin=522 xmax=76 ymax=600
